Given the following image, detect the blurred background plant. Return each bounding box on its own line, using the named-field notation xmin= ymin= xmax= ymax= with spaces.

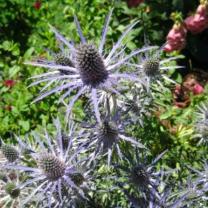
xmin=0 ymin=0 xmax=208 ymax=206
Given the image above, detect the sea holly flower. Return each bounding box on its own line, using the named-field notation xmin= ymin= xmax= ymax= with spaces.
xmin=115 ymin=150 xmax=187 ymax=207
xmin=0 ymin=171 xmax=37 ymax=208
xmin=0 ymin=141 xmax=19 ymax=164
xmin=120 ymin=87 xmax=152 ymax=126
xmin=77 ymin=111 xmax=145 ymax=166
xmin=2 ymin=119 xmax=90 ymax=206
xmin=128 ymin=47 xmax=183 ymax=93
xmin=26 ymin=10 xmax=155 ymax=124
xmin=116 ymin=150 xmax=167 ymax=195
xmin=171 ymin=162 xmax=208 ymax=207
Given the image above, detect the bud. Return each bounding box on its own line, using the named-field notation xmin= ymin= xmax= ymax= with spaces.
xmin=68 ymin=172 xmax=85 ymax=186
xmin=193 ymin=83 xmax=204 ymax=95
xmin=3 ymin=80 xmax=16 ymax=88
xmin=54 ymin=53 xmax=74 ymax=75
xmin=143 ymin=58 xmax=160 ymax=76
xmin=5 ymin=182 xmax=20 ymax=198
xmin=60 ymin=134 xmax=70 ymax=150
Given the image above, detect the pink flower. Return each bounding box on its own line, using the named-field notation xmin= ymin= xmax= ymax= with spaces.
xmin=192 ymin=83 xmax=204 ymax=95
xmin=33 ymin=1 xmax=41 ymax=10
xmin=127 ymin=0 xmax=144 ymax=8
xmin=3 ymin=80 xmax=16 ymax=88
xmin=185 ymin=4 xmax=208 ymax=34
xmin=164 ymin=24 xmax=187 ymax=52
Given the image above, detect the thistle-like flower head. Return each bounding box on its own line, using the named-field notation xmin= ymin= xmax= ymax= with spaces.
xmin=143 ymin=58 xmax=160 ymax=77
xmin=54 ymin=52 xmax=74 ymax=67
xmin=0 ymin=171 xmax=37 ymax=207
xmin=3 ymin=118 xmax=90 ymax=206
xmin=0 ymin=143 xmax=19 ymax=163
xmin=130 ymin=46 xmax=183 ymax=93
xmin=26 ymin=10 xmax=156 ymax=123
xmin=38 ymin=153 xmax=66 ymax=181
xmin=115 ymin=150 xmax=190 ymax=208
xmin=120 ymin=87 xmax=152 ymax=126
xmin=116 ymin=150 xmax=168 ymax=205
xmin=77 ymin=112 xmax=145 ymax=166
xmin=76 ymin=44 xmax=108 ymax=87
xmin=130 ymin=164 xmax=150 ymax=187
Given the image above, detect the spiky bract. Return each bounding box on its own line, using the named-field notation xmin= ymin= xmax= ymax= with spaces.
xmin=99 ymin=121 xmax=119 ymax=150
xmin=194 ymin=102 xmax=208 ymax=144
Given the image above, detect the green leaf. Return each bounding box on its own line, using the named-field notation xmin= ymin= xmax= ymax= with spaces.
xmin=18 ymin=120 xmax=30 ymax=131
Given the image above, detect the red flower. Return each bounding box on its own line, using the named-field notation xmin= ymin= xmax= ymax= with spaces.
xmin=185 ymin=4 xmax=208 ymax=34
xmin=164 ymin=24 xmax=187 ymax=52
xmin=33 ymin=1 xmax=41 ymax=10
xmin=127 ymin=0 xmax=144 ymax=8
xmin=3 ymin=80 xmax=16 ymax=88
xmin=192 ymin=83 xmax=204 ymax=95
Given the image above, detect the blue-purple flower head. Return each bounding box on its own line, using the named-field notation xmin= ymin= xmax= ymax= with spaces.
xmin=120 ymin=87 xmax=152 ymax=126
xmin=128 ymin=46 xmax=183 ymax=93
xmin=26 ymin=10 xmax=156 ymax=123
xmin=115 ymin=150 xmax=194 ymax=208
xmin=2 ymin=118 xmax=90 ymax=206
xmin=0 ymin=140 xmax=20 ymax=164
xmin=77 ymin=113 xmax=145 ymax=166
xmin=0 ymin=171 xmax=37 ymax=208
xmin=120 ymin=150 xmax=167 ymax=191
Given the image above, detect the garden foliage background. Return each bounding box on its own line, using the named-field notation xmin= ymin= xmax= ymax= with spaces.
xmin=0 ymin=0 xmax=208 ymax=207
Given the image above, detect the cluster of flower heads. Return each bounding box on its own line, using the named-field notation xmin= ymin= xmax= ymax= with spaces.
xmin=26 ymin=9 xmax=181 ymax=124
xmin=0 ymin=10 xmax=207 ymax=208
